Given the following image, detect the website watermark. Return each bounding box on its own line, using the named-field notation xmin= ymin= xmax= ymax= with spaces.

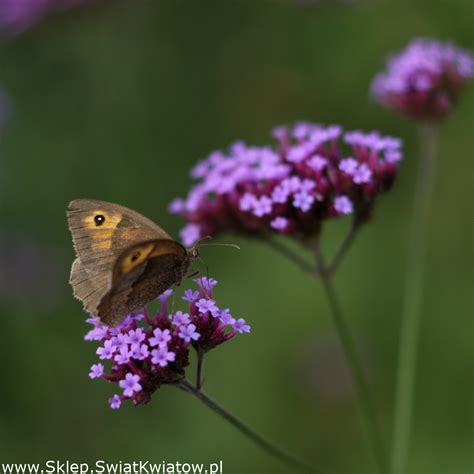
xmin=1 ymin=461 xmax=223 ymax=474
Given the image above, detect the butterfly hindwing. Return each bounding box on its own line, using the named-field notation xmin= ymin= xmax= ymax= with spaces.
xmin=96 ymin=240 xmax=189 ymax=326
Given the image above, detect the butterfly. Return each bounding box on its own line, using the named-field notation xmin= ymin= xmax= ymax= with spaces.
xmin=67 ymin=199 xmax=198 ymax=326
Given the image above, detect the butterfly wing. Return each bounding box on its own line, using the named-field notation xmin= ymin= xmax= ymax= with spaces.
xmin=67 ymin=199 xmax=175 ymax=319
xmin=97 ymin=239 xmax=189 ymax=326
xmin=70 ymin=258 xmax=110 ymax=315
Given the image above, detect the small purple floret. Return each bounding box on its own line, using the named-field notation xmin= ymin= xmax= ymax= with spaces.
xmin=339 ymin=158 xmax=358 ymax=175
xmin=89 ymin=363 xmax=104 ymax=379
xmin=114 ymin=346 xmax=131 ymax=365
xmin=171 ymin=311 xmax=191 ymax=326
xmin=180 ymin=223 xmax=201 ymax=247
xmin=150 ymin=347 xmax=176 ymax=367
xmin=158 ymin=289 xmax=173 ymax=304
xmin=97 ymin=340 xmax=115 ymax=360
xmin=219 ymin=308 xmax=236 ymax=326
xmin=252 ymin=196 xmax=273 ymax=217
xmin=149 ymin=328 xmax=172 ymax=348
xmin=194 ymin=277 xmax=218 ymax=291
xmin=353 ymin=164 xmax=373 ymax=185
xmin=196 ymin=298 xmax=219 ymax=316
xmin=293 ymin=191 xmax=314 ymax=212
xmin=182 ymin=289 xmax=199 ymax=303
xmin=270 ymin=217 xmax=289 ymax=231
xmin=108 ymin=395 xmax=122 ymax=410
xmin=119 ymin=373 xmax=142 ymax=397
xmin=178 ymin=323 xmax=201 ymax=343
xmin=334 ymin=196 xmax=354 ymax=215
xmin=131 ymin=344 xmax=150 ymax=361
xmin=233 ymin=318 xmax=251 ymax=334
xmin=125 ymin=328 xmax=146 ymax=347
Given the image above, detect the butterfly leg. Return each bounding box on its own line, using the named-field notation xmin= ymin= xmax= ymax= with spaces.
xmin=197 ymin=255 xmax=210 ymax=281
xmin=185 ymin=270 xmax=200 ymax=280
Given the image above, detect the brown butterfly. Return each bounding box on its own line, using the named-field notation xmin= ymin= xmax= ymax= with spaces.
xmin=67 ymin=199 xmax=198 ymax=327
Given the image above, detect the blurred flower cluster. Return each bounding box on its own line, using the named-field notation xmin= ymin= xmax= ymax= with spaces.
xmin=0 ymin=0 xmax=89 ymax=33
xmin=371 ymin=38 xmax=474 ymax=121
xmin=86 ymin=277 xmax=250 ymax=409
xmin=170 ymin=122 xmax=403 ymax=246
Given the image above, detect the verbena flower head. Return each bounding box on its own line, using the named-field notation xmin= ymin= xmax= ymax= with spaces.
xmin=170 ymin=122 xmax=403 ymax=245
xmin=371 ymin=38 xmax=474 ymax=121
xmin=85 ymin=277 xmax=250 ymax=409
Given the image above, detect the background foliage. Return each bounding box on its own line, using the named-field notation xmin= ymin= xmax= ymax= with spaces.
xmin=0 ymin=1 xmax=472 ymax=472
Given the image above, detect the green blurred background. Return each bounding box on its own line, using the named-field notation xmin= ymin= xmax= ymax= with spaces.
xmin=0 ymin=0 xmax=472 ymax=473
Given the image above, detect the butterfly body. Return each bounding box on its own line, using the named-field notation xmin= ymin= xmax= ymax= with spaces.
xmin=67 ymin=199 xmax=196 ymax=326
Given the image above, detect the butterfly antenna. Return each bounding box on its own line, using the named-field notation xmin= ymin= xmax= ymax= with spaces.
xmin=198 ymin=242 xmax=241 ymax=250
xmin=194 ymin=235 xmax=240 ymax=251
xmin=195 ymin=235 xmax=212 ymax=246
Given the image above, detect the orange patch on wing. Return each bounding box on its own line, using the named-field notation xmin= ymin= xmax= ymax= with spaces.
xmin=119 ymin=242 xmax=156 ymax=275
xmin=149 ymin=241 xmax=186 ymax=258
xmin=82 ymin=210 xmax=123 ymax=250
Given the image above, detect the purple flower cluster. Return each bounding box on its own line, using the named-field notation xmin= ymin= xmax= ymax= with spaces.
xmin=169 ymin=123 xmax=403 ymax=245
xmin=371 ymin=38 xmax=474 ymax=121
xmin=0 ymin=0 xmax=89 ymax=33
xmin=85 ymin=277 xmax=250 ymax=409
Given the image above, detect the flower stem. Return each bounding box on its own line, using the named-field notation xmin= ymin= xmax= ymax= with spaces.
xmin=265 ymin=237 xmax=319 ymax=276
xmin=196 ymin=348 xmax=204 ymax=390
xmin=265 ymin=227 xmax=385 ymax=471
xmin=314 ymin=240 xmax=387 ymax=474
xmin=326 ymin=223 xmax=360 ymax=275
xmin=178 ymin=379 xmax=315 ymax=472
xmin=390 ymin=124 xmax=439 ymax=474
xmin=265 ymin=224 xmax=360 ymax=279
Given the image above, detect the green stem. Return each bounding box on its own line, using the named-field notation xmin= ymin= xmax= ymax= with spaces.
xmin=177 ymin=379 xmax=315 ymax=473
xmin=314 ymin=241 xmax=387 ymax=474
xmin=265 ymin=231 xmax=386 ymax=471
xmin=265 ymin=237 xmax=319 ymax=276
xmin=390 ymin=124 xmax=439 ymax=474
xmin=326 ymin=223 xmax=360 ymax=276
xmin=196 ymin=348 xmax=204 ymax=390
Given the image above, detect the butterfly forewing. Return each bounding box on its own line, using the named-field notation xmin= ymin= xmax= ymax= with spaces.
xmin=67 ymin=199 xmax=172 ymax=271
